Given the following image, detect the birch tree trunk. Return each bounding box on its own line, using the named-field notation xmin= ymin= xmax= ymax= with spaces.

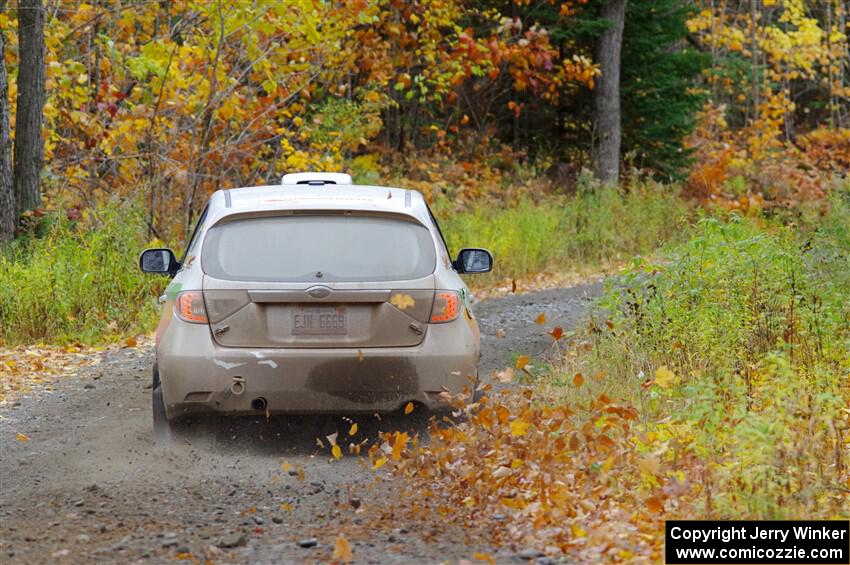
xmin=591 ymin=0 xmax=627 ymax=186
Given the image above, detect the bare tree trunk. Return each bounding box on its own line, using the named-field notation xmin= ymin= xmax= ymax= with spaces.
xmin=750 ymin=0 xmax=760 ymax=124
xmin=14 ymin=0 xmax=46 ymax=215
xmin=591 ymin=0 xmax=627 ymax=186
xmin=0 ymin=17 xmax=15 ymax=242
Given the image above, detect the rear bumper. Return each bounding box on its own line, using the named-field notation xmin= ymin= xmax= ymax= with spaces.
xmin=157 ymin=315 xmax=480 ymax=418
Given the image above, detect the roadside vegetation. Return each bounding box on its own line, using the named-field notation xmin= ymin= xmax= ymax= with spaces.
xmin=376 ymin=188 xmax=849 ymax=560
xmin=437 ymin=179 xmax=689 ymax=288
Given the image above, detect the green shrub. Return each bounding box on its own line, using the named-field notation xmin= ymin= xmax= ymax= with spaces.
xmin=545 ymin=194 xmax=850 ymax=518
xmin=433 ymin=182 xmax=690 ymax=286
xmin=0 ymin=203 xmax=164 ymax=345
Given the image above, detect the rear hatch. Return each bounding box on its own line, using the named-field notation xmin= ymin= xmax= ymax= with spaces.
xmin=200 ymin=212 xmax=437 ymax=348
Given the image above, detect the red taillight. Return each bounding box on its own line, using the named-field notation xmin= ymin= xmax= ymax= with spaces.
xmin=175 ymin=291 xmax=208 ymax=324
xmin=430 ymin=291 xmax=461 ymax=323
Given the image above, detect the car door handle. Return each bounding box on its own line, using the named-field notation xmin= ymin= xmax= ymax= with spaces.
xmin=158 ymin=294 xmax=168 ymax=304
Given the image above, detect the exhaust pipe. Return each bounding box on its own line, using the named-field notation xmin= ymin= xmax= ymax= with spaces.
xmin=251 ymin=397 xmax=268 ymax=411
xmin=230 ymin=376 xmax=245 ymax=396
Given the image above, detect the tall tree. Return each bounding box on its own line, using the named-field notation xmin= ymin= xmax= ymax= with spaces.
xmin=0 ymin=5 xmax=14 ymax=242
xmin=619 ymin=0 xmax=707 ymax=179
xmin=13 ymin=0 xmax=45 ymax=215
xmin=591 ymin=0 xmax=627 ymax=185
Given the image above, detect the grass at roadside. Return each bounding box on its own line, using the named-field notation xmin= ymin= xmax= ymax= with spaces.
xmin=434 ymin=182 xmax=689 ymax=288
xmin=0 ymin=204 xmax=164 ymax=345
xmin=557 ymin=195 xmax=850 ymax=519
xmin=0 ymin=183 xmax=688 ymax=345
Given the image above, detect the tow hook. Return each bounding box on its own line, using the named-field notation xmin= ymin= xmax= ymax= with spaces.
xmin=230 ymin=376 xmax=246 ymax=396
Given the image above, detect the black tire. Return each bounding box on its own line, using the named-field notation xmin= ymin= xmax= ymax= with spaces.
xmin=472 ymin=385 xmax=484 ymax=404
xmin=152 ymin=384 xmax=172 ymax=437
xmin=151 ymin=365 xmax=172 ymax=440
xmin=471 ymin=374 xmax=483 ymax=403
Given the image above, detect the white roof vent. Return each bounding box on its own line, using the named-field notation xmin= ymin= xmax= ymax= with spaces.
xmin=281 ymin=172 xmax=352 ymax=186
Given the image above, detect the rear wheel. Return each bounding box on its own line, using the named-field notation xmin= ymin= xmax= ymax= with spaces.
xmin=472 ymin=385 xmax=484 ymax=404
xmin=152 ymin=366 xmax=172 ymax=440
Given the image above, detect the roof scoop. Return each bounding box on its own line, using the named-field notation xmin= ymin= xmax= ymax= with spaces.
xmin=281 ymin=172 xmax=352 ymax=186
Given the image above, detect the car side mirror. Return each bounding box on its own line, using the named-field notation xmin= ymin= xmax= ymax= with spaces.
xmin=139 ymin=248 xmax=180 ymax=276
xmin=455 ymin=248 xmax=493 ymax=274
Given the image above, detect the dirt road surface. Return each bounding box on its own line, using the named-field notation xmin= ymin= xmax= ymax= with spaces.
xmin=0 ymin=283 xmax=602 ymax=564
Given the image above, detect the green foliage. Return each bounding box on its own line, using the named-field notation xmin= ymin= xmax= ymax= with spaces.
xmin=0 ymin=204 xmax=164 ymax=345
xmin=601 ymin=207 xmax=849 ymax=376
xmin=620 ymin=0 xmax=708 ymax=179
xmin=550 ymin=0 xmax=707 ymax=178
xmin=552 ymin=194 xmax=850 ymax=518
xmin=433 ymin=181 xmax=689 ymax=286
xmin=303 ymin=96 xmax=385 ymax=154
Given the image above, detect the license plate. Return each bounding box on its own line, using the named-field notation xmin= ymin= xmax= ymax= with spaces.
xmin=292 ymin=306 xmax=347 ymax=335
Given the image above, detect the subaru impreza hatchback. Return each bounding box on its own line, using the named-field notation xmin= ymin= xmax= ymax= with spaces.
xmin=140 ymin=172 xmax=493 ymax=432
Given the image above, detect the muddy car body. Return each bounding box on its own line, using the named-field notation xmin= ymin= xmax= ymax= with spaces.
xmin=140 ymin=173 xmax=492 ymax=430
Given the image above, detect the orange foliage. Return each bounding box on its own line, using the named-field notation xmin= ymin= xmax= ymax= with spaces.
xmin=366 ymin=388 xmax=689 ymax=561
xmin=686 ymin=100 xmax=847 ymax=210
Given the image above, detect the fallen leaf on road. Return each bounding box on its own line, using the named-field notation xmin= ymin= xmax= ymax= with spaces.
xmin=332 ymin=445 xmax=342 ymax=460
xmin=404 ymin=401 xmax=414 ymax=415
xmin=573 ymin=373 xmax=584 ymax=387
xmin=510 ymin=419 xmax=530 ymax=436
xmin=333 ymin=534 xmax=353 ymax=563
xmin=491 ymin=466 xmax=512 ymax=479
xmin=535 ymin=312 xmax=546 ymax=325
xmin=638 ymin=456 xmax=662 ymax=478
xmin=550 ymin=326 xmax=564 ymax=340
xmin=515 ymin=355 xmax=529 ymax=370
xmin=494 ymin=368 xmax=515 ymax=383
xmin=15 ymin=432 xmax=30 ymax=442
xmin=645 ymin=495 xmax=664 ymax=514
xmin=348 ymin=423 xmax=358 ymax=436
xmin=495 ymin=328 xmax=507 ymax=339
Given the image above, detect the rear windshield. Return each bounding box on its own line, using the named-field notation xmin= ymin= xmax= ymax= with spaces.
xmin=201 ymin=215 xmax=437 ymax=282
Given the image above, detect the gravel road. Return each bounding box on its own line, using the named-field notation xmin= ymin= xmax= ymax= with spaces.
xmin=0 ymin=283 xmax=602 ymax=564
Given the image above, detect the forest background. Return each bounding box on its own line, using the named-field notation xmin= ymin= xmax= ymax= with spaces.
xmin=0 ymin=1 xmax=848 ymax=554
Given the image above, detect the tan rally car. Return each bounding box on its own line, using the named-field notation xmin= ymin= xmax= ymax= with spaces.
xmin=140 ymin=172 xmax=493 ymax=432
